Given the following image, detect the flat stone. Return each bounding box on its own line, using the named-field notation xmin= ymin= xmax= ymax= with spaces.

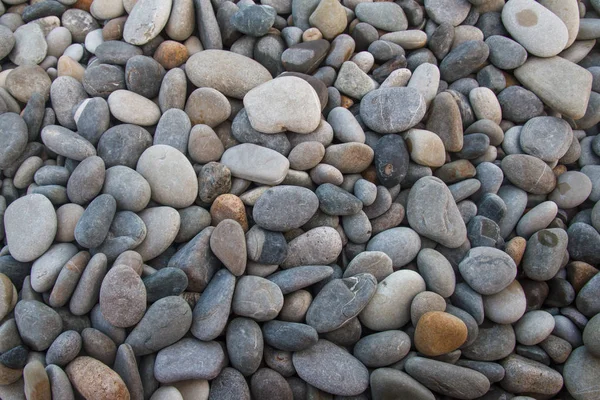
xmin=522 ymin=228 xmax=569 ymax=281
xmin=6 ymin=65 xmax=52 ymax=104
xmin=231 ymin=4 xmax=276 ymax=37
xmin=485 ymin=35 xmax=528 ymax=70
xmin=404 ymin=357 xmax=490 ymax=399
xmin=102 ymin=166 xmax=151 ymax=212
xmin=514 ymin=56 xmax=592 ymax=120
xmin=15 ymin=300 xmax=62 ymax=351
xmin=191 ymin=269 xmax=235 ymax=341
xmin=360 ymin=270 xmax=426 ymax=331
xmin=424 ymin=0 xmax=471 ymax=26
xmin=308 ymin=0 xmax=347 ymax=40
xmin=355 ymin=2 xmax=408 ymax=32
xmin=82 ymin=65 xmax=126 ymax=98
xmin=370 ymin=368 xmax=435 ymax=400
xmin=123 ymin=0 xmax=172 ymax=45
xmin=440 ymin=40 xmax=489 ymax=82
xmin=10 ymin=23 xmax=48 ymax=66
xmin=107 ymin=90 xmax=161 ymax=126
xmin=244 ymin=76 xmax=321 ymax=134
xmin=360 ymin=87 xmax=425 ymax=134
xmin=186 ymin=50 xmax=272 ymax=99
xmin=126 ymin=296 xmax=192 ymax=356
xmin=125 ymin=55 xmax=165 ymax=99
xmin=501 ymin=154 xmax=556 ymax=195
xmin=136 ymin=145 xmax=198 ymax=208
xmin=483 ymin=280 xmax=527 ymax=324
xmin=4 ymin=194 xmax=57 ymax=262
xmin=520 ymin=117 xmax=572 ymax=162
xmin=500 ymin=354 xmax=563 ymax=396
xmin=221 ymin=143 xmax=290 ymax=185
xmin=293 ymin=339 xmax=369 ymax=396
xmin=66 ymin=357 xmax=129 ymax=399
xmin=515 ymin=310 xmax=555 ymax=346
xmin=154 ymin=338 xmax=224 ymax=382
xmin=306 ymin=274 xmax=377 ymax=333
xmin=549 ymin=171 xmax=592 ymax=209
xmin=0 ymin=113 xmax=28 ymax=169
xmin=334 ymin=61 xmax=379 ymax=100
xmin=497 ymin=86 xmax=544 ymax=124
xmin=354 ymin=330 xmax=411 ymax=368
xmin=41 ymin=125 xmax=96 ymax=161
xmin=501 ymin=0 xmax=568 ymax=57
xmin=366 ymin=227 xmax=420 ymax=268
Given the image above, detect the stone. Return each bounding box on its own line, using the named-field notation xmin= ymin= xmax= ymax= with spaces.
xmin=355 ymin=2 xmax=408 ymax=32
xmin=404 ymin=129 xmax=446 ymax=168
xmin=497 ymin=86 xmax=543 ymax=124
xmin=501 ymin=0 xmax=568 ymax=57
xmin=520 ymin=117 xmax=572 ymax=162
xmin=143 ymin=268 xmax=188 ymax=303
xmin=41 ymin=125 xmax=96 ymax=162
xmin=360 ymin=87 xmax=425 ymax=134
xmin=244 ymin=76 xmax=321 ymax=134
xmin=0 ymin=113 xmax=28 ymax=169
xmin=136 ymin=145 xmax=198 ymax=208
xmin=186 ymin=50 xmax=272 ymax=99
xmin=46 ymin=330 xmax=82 ymax=367
xmin=66 ymin=357 xmax=129 ymax=399
xmin=370 ymin=368 xmax=435 ymax=400
xmin=82 ymin=64 xmax=126 ymax=98
xmin=366 ymin=227 xmax=421 ymax=268
xmin=15 ymin=300 xmax=62 ymax=351
xmin=4 ymin=194 xmax=56 ymax=262
xmin=354 ymin=330 xmax=411 ymax=368
xmin=483 ymin=280 xmax=527 ymax=324
xmin=308 ymin=0 xmax=346 ymax=40
xmin=154 ymin=40 xmax=189 ymax=70
xmin=10 ymin=23 xmax=48 ymax=66
xmin=522 ymin=228 xmax=569 ymax=281
xmin=576 ymin=273 xmax=600 ymax=317
xmin=414 ymin=311 xmax=468 ymax=356
xmin=334 ymin=61 xmax=378 ymax=100
xmin=107 ymin=90 xmax=161 ymax=126
xmin=74 ymin=194 xmax=116 ymax=248
xmin=424 ymin=0 xmax=471 ymax=26
xmin=232 ymin=276 xmax=283 ymax=321
xmin=440 ymin=40 xmax=489 ymax=82
xmin=99 ymin=265 xmax=146 ymax=328
xmin=359 ymin=270 xmax=426 ymax=331
xmin=209 ymin=368 xmax=250 ymax=400
xmin=191 ymin=269 xmax=235 ymax=341
xmin=288 ymin=142 xmax=325 ymax=171
xmin=293 ymin=340 xmax=369 ymax=396
xmin=185 ymin=88 xmax=230 ymax=128
xmin=549 ymin=171 xmax=592 ymax=209
xmin=123 ymin=0 xmax=172 ymax=45
xmin=210 ymin=219 xmax=246 ymax=276
xmin=459 ymin=246 xmax=517 ymax=295
xmin=0 ymin=345 xmax=27 ymax=370
xmin=188 ymin=125 xmax=225 ymax=164
xmin=306 ymin=274 xmax=377 ymax=333
xmin=102 ymin=166 xmax=151 ymax=212
xmin=501 ymin=155 xmax=556 ymax=195
xmin=154 ymin=338 xmax=224 ymax=382
xmin=515 ymin=56 xmax=592 ymax=120
xmin=404 ymin=357 xmax=490 ymax=399
xmin=417 ymin=248 xmax=455 ymax=298
xmin=263 ymin=320 xmax=318 ymax=352
xmin=126 ymin=296 xmax=192 ymax=356
xmin=221 ymin=144 xmax=290 ymax=185
xmin=231 ymin=5 xmax=276 ymax=37
xmin=322 ymin=143 xmax=374 ymax=174
xmin=316 ymin=183 xmax=362 ymax=216
xmin=282 ymin=226 xmax=343 ymax=268
xmin=407 ymin=176 xmax=467 ymax=248
xmin=500 ymin=354 xmax=564 ymax=396
xmin=125 ymin=55 xmax=165 ymax=99
xmin=564 ymin=346 xmax=600 ymax=400
xmin=23 ymin=360 xmax=51 ymax=400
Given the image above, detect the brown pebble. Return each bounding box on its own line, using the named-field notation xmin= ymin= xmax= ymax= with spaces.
xmin=0 ymin=363 xmax=22 ymax=386
xmin=102 ymin=16 xmax=127 ymax=41
xmin=414 ymin=311 xmax=468 ymax=356
xmin=553 ymin=164 xmax=567 ymax=177
xmin=566 ymin=261 xmax=599 ymax=293
xmin=23 ymin=360 xmax=51 ymax=400
xmin=66 ymin=356 xmax=130 ymax=400
xmin=72 ymin=0 xmax=93 ymax=12
xmin=505 ymin=236 xmax=527 ymax=266
xmin=154 ymin=40 xmax=189 ymax=70
xmin=434 ymin=160 xmax=476 ymax=183
xmin=48 ymin=251 xmax=90 ymax=308
xmin=113 ymin=250 xmax=144 ymax=276
xmin=57 ymin=56 xmax=85 ymax=82
xmin=210 ymin=194 xmax=249 ymax=232
xmin=340 ymin=95 xmax=354 ymax=108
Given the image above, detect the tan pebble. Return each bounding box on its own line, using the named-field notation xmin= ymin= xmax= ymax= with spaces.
xmin=23 ymin=360 xmax=51 ymax=400
xmin=505 ymin=236 xmax=527 ymax=266
xmin=404 ymin=129 xmax=446 ymax=168
xmin=302 ymin=27 xmax=323 ymax=41
xmin=310 ymin=163 xmax=343 ymax=185
xmin=288 ymin=142 xmax=325 ymax=171
xmin=210 ymin=194 xmax=249 ymax=232
xmin=66 ymin=356 xmax=130 ymax=400
xmin=102 ymin=16 xmax=127 ymax=41
xmin=414 ymin=311 xmax=468 ymax=356
xmin=154 ymin=40 xmax=189 ymax=70
xmin=0 ymin=273 xmax=14 ymax=321
xmin=55 ymin=203 xmax=84 ymax=243
xmin=0 ymin=363 xmax=23 ymax=386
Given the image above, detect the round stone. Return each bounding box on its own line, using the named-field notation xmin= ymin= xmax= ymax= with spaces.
xmin=232 ymin=276 xmax=283 ymax=321
xmin=483 ymin=280 xmax=527 ymax=324
xmin=66 ymin=357 xmax=129 ymax=399
xmin=519 ymin=117 xmax=573 ymax=162
xmin=501 ymin=154 xmax=557 ymax=195
xmin=14 ymin=300 xmax=63 ymax=351
xmin=253 ymin=186 xmax=318 ymax=231
xmin=514 ymin=310 xmax=556 ymax=346
xmin=414 ymin=311 xmax=468 ymax=356
xmin=564 ymin=346 xmax=600 ymax=400
xmin=548 ymin=171 xmax=592 ymax=209
xmin=366 ymin=227 xmax=421 ymax=268
xmin=136 ymin=145 xmax=198 ymax=208
xmin=458 ymin=247 xmax=517 ymax=295
xmin=107 ymin=90 xmax=161 ymax=126
xmin=0 ymin=113 xmax=28 ymax=168
xmin=4 ymin=194 xmax=57 ymax=263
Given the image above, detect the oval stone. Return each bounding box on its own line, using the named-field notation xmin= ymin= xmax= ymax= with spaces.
xmin=99 ymin=265 xmax=146 ymax=328
xmin=458 ymin=247 xmax=517 ymax=295
xmin=253 ymin=186 xmax=318 ymax=232
xmin=137 ymin=145 xmax=197 ymax=206
xmin=501 ymin=154 xmax=556 ymax=195
xmin=292 ymin=339 xmax=369 ymax=396
xmin=360 ymin=87 xmax=426 ymax=134
xmin=123 ymin=0 xmax=172 ymax=45
xmin=66 ymin=357 xmax=130 ymax=399
xmin=4 ymin=194 xmax=57 ymax=262
xmin=186 ymin=50 xmax=272 ymax=99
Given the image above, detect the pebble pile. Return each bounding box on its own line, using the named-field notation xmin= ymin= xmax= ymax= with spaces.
xmin=1 ymin=0 xmax=600 ymax=399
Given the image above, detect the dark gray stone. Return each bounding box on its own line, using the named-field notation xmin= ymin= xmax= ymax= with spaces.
xmin=263 ymin=321 xmax=318 ymax=352
xmin=154 ymin=338 xmax=225 ymax=382
xmin=94 ymin=41 xmax=143 ymax=65
xmin=97 ymin=124 xmax=153 ymax=169
xmin=14 ymin=300 xmax=63 ymax=351
xmin=267 ymin=265 xmax=333 ymax=295
xmin=82 ymin=64 xmax=126 ymax=98
xmin=191 ymin=269 xmax=236 ymax=341
xmin=440 ymin=40 xmax=489 ymax=82
xmin=226 ymin=317 xmax=264 ymax=376
xmin=125 ymin=55 xmax=166 ymax=99
xmin=0 ymin=113 xmax=27 ymax=169
xmin=231 ymin=4 xmax=276 ymax=37
xmin=143 ymin=267 xmax=188 ymax=303
xmin=360 ymin=87 xmax=426 ymax=134
xmin=210 ymin=367 xmax=251 ymax=400
xmin=231 ymin=109 xmax=291 ymax=156
xmin=253 ymin=185 xmax=319 ymax=231
xmin=497 ymin=86 xmax=544 ymax=124
xmin=74 ymin=194 xmax=117 ymax=249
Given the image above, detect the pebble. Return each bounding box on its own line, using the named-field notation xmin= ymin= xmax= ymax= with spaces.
xmin=366 ymin=227 xmax=420 ymax=268
xmin=522 ymin=228 xmax=568 ymax=281
xmin=407 ymin=176 xmax=467 ymax=248
xmin=10 ymin=23 xmax=48 ymax=66
xmin=501 ymin=354 xmax=564 ymax=396
xmin=15 ymin=300 xmax=62 ymax=351
xmin=99 ymin=264 xmax=146 ymax=328
xmin=414 ymin=311 xmax=468 ymax=356
xmin=108 ymin=90 xmax=161 ymax=126
xmin=359 ymin=270 xmax=426 ymax=331
xmin=404 ymin=357 xmax=490 ymax=399
xmin=221 ymin=143 xmax=290 ymax=185
xmin=210 ymin=219 xmax=246 ymax=276
xmin=292 ymin=339 xmax=369 ymax=396
xmin=370 ymin=368 xmax=435 ymax=400
xmin=308 ymin=0 xmax=347 ymax=40
xmin=232 ymin=276 xmax=283 ymax=321
xmin=123 ymin=0 xmax=172 ymax=45
xmin=154 ymin=338 xmax=224 ymax=382
xmin=136 ymin=145 xmax=198 ymax=208
xmin=355 ymin=2 xmax=408 ymax=32
xmin=353 ymin=330 xmax=410 ymax=367
xmin=66 ymin=356 xmax=129 ymax=399
xmin=501 ymin=0 xmax=568 ymax=57
xmin=360 ymin=87 xmax=425 ymax=134
xmin=459 ymin=246 xmax=517 ymax=295
xmin=4 ymin=194 xmax=56 ymax=262
xmin=416 ymin=248 xmax=456 ymax=298
xmin=564 ymin=346 xmax=600 ymax=400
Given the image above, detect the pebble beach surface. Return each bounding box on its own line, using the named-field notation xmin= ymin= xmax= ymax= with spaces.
xmin=1 ymin=0 xmax=600 ymax=399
